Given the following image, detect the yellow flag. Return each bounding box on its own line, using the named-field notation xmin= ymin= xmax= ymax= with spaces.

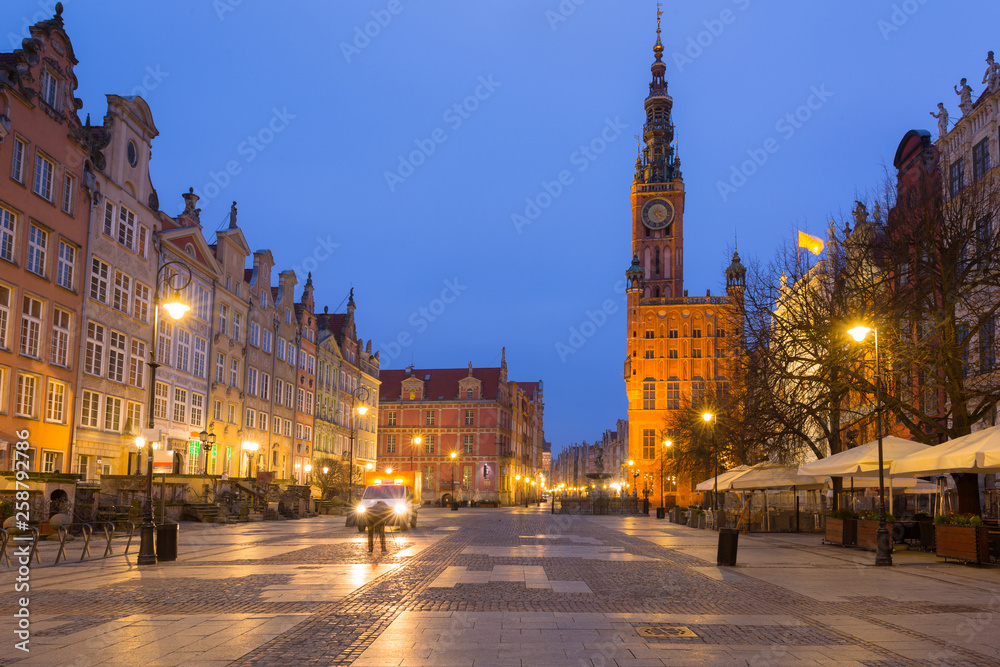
xmin=797 ymin=230 xmax=824 ymax=255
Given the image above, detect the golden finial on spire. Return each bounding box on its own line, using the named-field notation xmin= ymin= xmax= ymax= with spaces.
xmin=654 ymin=2 xmax=664 ymax=59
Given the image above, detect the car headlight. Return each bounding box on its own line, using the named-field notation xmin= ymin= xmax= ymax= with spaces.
xmin=356 ymin=504 xmax=366 ymax=514
xmin=393 ymin=502 xmax=407 ymax=515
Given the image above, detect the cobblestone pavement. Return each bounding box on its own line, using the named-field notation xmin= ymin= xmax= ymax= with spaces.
xmin=3 ymin=506 xmax=1000 ymax=665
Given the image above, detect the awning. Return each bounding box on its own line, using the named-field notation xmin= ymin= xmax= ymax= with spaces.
xmin=892 ymin=425 xmax=1000 ymax=476
xmin=695 ymin=465 xmax=750 ymax=492
xmin=798 ymin=436 xmax=929 ymax=477
xmin=728 ymin=463 xmax=825 ymax=490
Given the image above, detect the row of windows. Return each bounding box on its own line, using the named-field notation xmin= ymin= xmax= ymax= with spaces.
xmin=0 ymin=367 xmax=69 ymax=423
xmin=1 ymin=203 xmax=80 ymax=289
xmin=0 ymin=285 xmax=74 ymax=367
xmin=150 ymin=382 xmax=205 ymax=428
xmin=641 ymin=380 xmax=729 ymax=410
xmin=642 ymin=346 xmax=726 ymax=360
xmin=100 ymin=201 xmax=150 ymax=259
xmin=89 ymin=257 xmax=152 ymax=321
xmin=79 ymin=390 xmax=145 ymax=432
xmin=642 ymin=328 xmax=726 ymax=339
xmin=383 ymin=409 xmax=477 ymax=427
xmin=383 ymin=433 xmax=477 ymax=455
xmin=9 ymin=135 xmax=77 ymax=213
xmin=951 ymin=136 xmax=995 ymax=199
xmin=84 ymin=320 xmax=148 ymax=387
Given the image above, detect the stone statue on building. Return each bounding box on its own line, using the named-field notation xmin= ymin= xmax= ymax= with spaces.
xmin=954 ymin=78 xmax=974 ymax=115
xmin=930 ymin=103 xmax=949 ymax=138
xmin=983 ymin=51 xmax=1000 ymax=94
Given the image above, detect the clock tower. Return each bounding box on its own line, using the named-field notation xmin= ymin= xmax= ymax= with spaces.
xmin=623 ymin=9 xmax=745 ymax=507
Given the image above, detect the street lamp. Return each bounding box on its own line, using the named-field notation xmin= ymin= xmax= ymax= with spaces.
xmin=242 ymin=441 xmax=259 ymax=480
xmin=661 ymin=438 xmax=672 ymax=510
xmin=348 ymin=385 xmax=372 ymax=505
xmin=410 ymin=435 xmax=422 ymax=472
xmin=702 ymin=412 xmax=718 ymax=514
xmin=139 ymin=260 xmax=192 ymax=566
xmin=849 ymin=324 xmax=892 ymax=567
xmin=450 ymin=451 xmax=458 ymax=498
xmin=198 ymin=429 xmax=216 ymax=475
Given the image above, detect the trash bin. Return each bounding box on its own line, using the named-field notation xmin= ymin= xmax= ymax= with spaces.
xmin=656 ymin=506 xmax=666 ymax=520
xmin=451 ymin=501 xmax=459 ymax=511
xmin=155 ymin=522 xmax=178 ymax=562
xmin=717 ymin=527 xmax=739 ymax=566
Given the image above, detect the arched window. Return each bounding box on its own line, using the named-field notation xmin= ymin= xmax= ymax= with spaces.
xmin=654 ymin=248 xmax=660 ymax=277
xmin=663 ymin=247 xmax=672 ymax=279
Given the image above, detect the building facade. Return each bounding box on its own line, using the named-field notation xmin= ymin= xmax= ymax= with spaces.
xmin=623 ymin=15 xmax=744 ymax=506
xmin=377 ymin=350 xmax=543 ymax=505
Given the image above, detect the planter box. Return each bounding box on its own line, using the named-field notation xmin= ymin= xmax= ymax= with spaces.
xmin=825 ymin=517 xmax=857 ymax=546
xmin=936 ymin=525 xmax=989 ymax=564
xmin=857 ymin=520 xmax=892 ymax=551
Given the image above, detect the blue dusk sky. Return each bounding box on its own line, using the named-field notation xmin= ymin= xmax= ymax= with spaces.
xmin=7 ymin=1 xmax=997 ymax=455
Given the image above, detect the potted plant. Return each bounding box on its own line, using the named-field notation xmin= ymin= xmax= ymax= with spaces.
xmin=696 ymin=509 xmax=706 ymax=529
xmin=825 ymin=508 xmax=858 ymax=546
xmin=934 ymin=514 xmax=988 ymax=564
xmin=856 ymin=510 xmax=895 ymax=551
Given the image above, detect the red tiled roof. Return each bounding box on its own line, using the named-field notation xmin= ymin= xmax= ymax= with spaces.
xmin=243 ymin=268 xmax=254 ymax=283
xmin=516 ymin=381 xmax=541 ymax=400
xmin=318 ymin=313 xmax=349 ymax=346
xmin=379 ymin=367 xmax=503 ymax=402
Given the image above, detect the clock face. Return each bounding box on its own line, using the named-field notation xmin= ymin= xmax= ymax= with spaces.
xmin=641 ymin=198 xmax=674 ymax=230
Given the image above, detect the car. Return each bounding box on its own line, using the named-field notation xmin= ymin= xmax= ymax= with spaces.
xmin=355 ymin=483 xmax=417 ymax=532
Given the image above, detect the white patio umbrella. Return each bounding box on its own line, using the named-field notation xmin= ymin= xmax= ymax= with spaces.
xmin=797 ymin=436 xmax=929 ymax=477
xmin=891 ymin=425 xmax=1000 ymax=476
xmin=695 ymin=465 xmax=750 ymax=492
xmin=728 ymin=463 xmax=825 ymax=490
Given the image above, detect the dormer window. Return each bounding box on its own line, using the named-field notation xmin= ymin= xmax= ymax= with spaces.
xmin=409 ymin=389 xmax=416 ymax=400
xmin=40 ymin=69 xmax=59 ymax=107
xmin=127 ymin=140 xmax=138 ymax=167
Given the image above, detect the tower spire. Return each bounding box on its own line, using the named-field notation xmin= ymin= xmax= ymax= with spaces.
xmin=639 ymin=3 xmax=676 ymax=184
xmin=654 ymin=3 xmax=664 ymax=61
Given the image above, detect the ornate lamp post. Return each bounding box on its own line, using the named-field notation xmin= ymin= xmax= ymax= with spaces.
xmin=348 ymin=385 xmax=372 ymax=505
xmin=198 ymin=429 xmax=216 ymax=475
xmin=241 ymin=441 xmax=259 ymax=480
xmin=138 ymin=260 xmax=192 ymax=566
xmin=410 ymin=435 xmax=422 ymax=472
xmin=702 ymin=412 xmax=718 ymax=513
xmin=450 ymin=451 xmax=458 ymax=502
xmin=660 ymin=438 xmax=672 ymax=510
xmin=849 ymin=324 xmax=892 ymax=567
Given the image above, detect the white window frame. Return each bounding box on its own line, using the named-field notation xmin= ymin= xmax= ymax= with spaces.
xmin=0 ymin=284 xmax=11 ymax=350
xmin=172 ymin=387 xmax=187 ymax=423
xmin=32 ymin=153 xmax=55 ymax=201
xmin=112 ymin=270 xmax=131 ymax=313
xmin=62 ymin=172 xmax=76 ymax=214
xmin=45 ymin=379 xmax=66 ymax=423
xmin=10 ymin=137 xmax=26 ymax=183
xmin=90 ymin=257 xmax=110 ymax=303
xmin=50 ymin=307 xmax=70 ymax=367
xmin=19 ymin=294 xmax=43 ymax=359
xmin=104 ymin=395 xmax=122 ymax=432
xmin=26 ymin=225 xmax=48 ymax=276
xmin=107 ymin=330 xmax=127 ymax=383
xmin=80 ymin=390 xmax=100 ymax=428
xmin=56 ymin=240 xmax=75 ymax=290
xmin=15 ymin=372 xmax=38 ymax=418
xmin=0 ymin=205 xmax=15 ymax=263
xmin=117 ymin=205 xmax=136 ymax=251
xmin=130 ymin=339 xmax=146 ymax=389
xmin=133 ymin=282 xmax=150 ymax=322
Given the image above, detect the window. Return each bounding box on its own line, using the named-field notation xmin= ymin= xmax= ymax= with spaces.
xmin=692 ymin=380 xmax=706 ymax=404
xmin=260 ymin=290 xmax=267 ymax=309
xmin=154 ymin=382 xmax=169 ymax=420
xmin=174 ymin=329 xmax=190 ymax=373
xmin=0 ymin=206 xmax=15 ymax=263
xmin=717 ymin=380 xmax=730 ymax=399
xmin=644 ymin=349 xmax=654 ymax=359
xmin=642 ymin=429 xmax=655 ymax=460
xmin=668 ymin=349 xmax=678 ymax=359
xmin=466 ymin=388 xmax=474 ymax=399
xmin=81 ymin=390 xmax=99 ymax=427
xmin=62 ymin=173 xmax=76 ymax=214
xmin=308 ymin=354 xmax=315 ymax=375
xmin=641 ymin=382 xmax=656 ymax=410
xmin=424 ymin=435 xmax=435 ymax=454
xmin=245 ymin=407 xmax=256 ymax=429
xmin=193 ymin=336 xmax=207 ymax=378
xmin=19 ymin=295 xmax=43 ymax=358
xmin=306 ymin=392 xmax=313 ymax=415
xmin=104 ymin=396 xmax=122 ymax=432
xmin=249 ymin=322 xmax=260 ymax=347
xmin=126 ymin=402 xmax=142 ymax=433
xmin=157 ymin=320 xmax=172 ymax=365
xmin=247 ymin=367 xmax=258 ymax=396
xmin=40 ymin=69 xmax=58 ymax=106
xmin=102 ymin=201 xmax=115 ymax=237
xmin=644 ymin=330 xmax=654 ymax=339
xmin=973 ymin=139 xmax=991 ymax=181
xmin=213 ymin=400 xmax=222 ymax=421
xmin=228 ymin=403 xmax=237 ymax=424
xmin=90 ymin=257 xmax=110 ymax=303
xmin=230 ymin=359 xmax=240 ymax=387
xmin=303 ymin=425 xmax=312 ymax=441
xmin=950 ymin=158 xmax=965 ymax=198
xmin=299 ymin=350 xmax=307 ymax=370
xmin=137 ymin=225 xmax=149 ymax=258
xmin=464 ymin=409 xmax=474 ymax=426
xmin=218 ymin=303 xmax=228 ymax=336
xmin=26 ymin=225 xmax=47 ymax=276
xmin=668 ymin=329 xmax=678 ymax=339
xmin=284 ymin=419 xmax=292 ymax=437
xmin=287 ymin=344 xmax=296 ymax=367
xmin=258 ymin=412 xmax=268 ymax=431
xmin=260 ymin=372 xmax=270 ymax=401
xmin=85 ymin=321 xmax=105 ymax=375
xmin=386 ymin=435 xmax=396 ymax=454
xmin=46 ymin=380 xmax=66 ymax=423
xmin=285 ymin=309 xmax=291 ymax=324
xmin=105 ymin=331 xmax=125 ymax=383
xmin=15 ymin=373 xmax=37 ymax=417
xmin=233 ymin=312 xmax=242 ymax=342
xmin=464 ymin=434 xmax=474 ymax=454
xmin=423 ymin=465 xmax=434 ymax=490
xmin=0 ymin=285 xmax=8 ymax=349
xmin=716 ymin=328 xmax=726 ymax=338
xmin=33 ymin=154 xmax=55 ymax=201
xmin=117 ymin=205 xmax=136 ymax=250
xmin=130 ymin=339 xmax=146 ymax=388
xmin=692 ymin=328 xmax=702 ymax=338
xmin=297 ymin=387 xmax=305 ymax=412
xmin=112 ymin=271 xmax=131 ymax=313
xmin=50 ymin=308 xmax=70 ymax=367
xmin=426 ymin=410 xmax=435 ymax=426
xmin=52 ymin=241 xmax=75 ymax=290
xmin=387 ymin=410 xmax=396 ymax=426
xmin=666 ymin=382 xmax=680 ymax=410
xmin=692 ymin=348 xmax=702 ymax=358
xmin=173 ymin=388 xmax=187 ymax=422
xmin=981 ymin=317 xmax=996 ymax=374
xmin=284 ymin=382 xmax=293 ymax=408
xmin=276 ymin=337 xmax=286 ymax=361
xmin=273 ymin=416 xmax=282 ymax=434
xmin=262 ymin=329 xmax=272 ymax=353
xmin=215 ymin=352 xmax=225 ymax=383
xmin=11 ymin=137 xmax=25 ymax=183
